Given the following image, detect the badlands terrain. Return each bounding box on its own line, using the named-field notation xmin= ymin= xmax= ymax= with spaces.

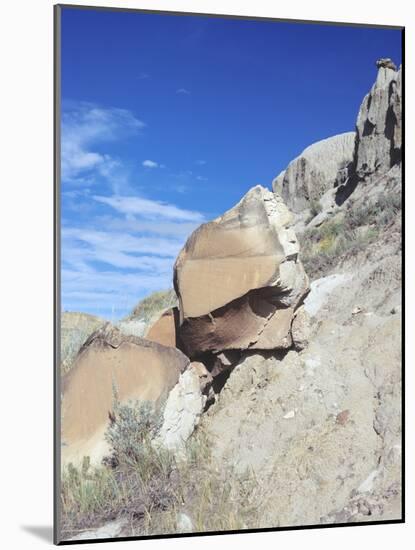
xmin=59 ymin=58 xmax=402 ymax=540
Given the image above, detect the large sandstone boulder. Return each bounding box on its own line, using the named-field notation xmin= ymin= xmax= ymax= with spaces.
xmin=61 ymin=324 xmax=189 ymax=466
xmin=173 ymin=185 xmax=309 ymax=357
xmin=272 ymin=132 xmax=356 ymax=215
xmin=355 ymin=62 xmax=402 ymax=178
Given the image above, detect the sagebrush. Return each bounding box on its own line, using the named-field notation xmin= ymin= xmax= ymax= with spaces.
xmin=61 ymin=397 xmax=259 ymax=539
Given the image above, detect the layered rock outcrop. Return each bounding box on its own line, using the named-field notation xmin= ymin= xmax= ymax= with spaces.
xmin=61 ymin=324 xmax=189 ymax=465
xmin=272 ymin=132 xmax=356 ymax=215
xmin=273 ymin=59 xmax=402 ymax=225
xmin=355 ymin=62 xmax=402 ymax=178
xmin=174 ymin=185 xmax=309 ymax=358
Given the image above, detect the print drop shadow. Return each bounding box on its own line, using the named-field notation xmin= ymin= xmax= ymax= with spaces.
xmin=21 ymin=525 xmax=53 ymax=543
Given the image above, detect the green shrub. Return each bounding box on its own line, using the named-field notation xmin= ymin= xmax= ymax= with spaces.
xmin=104 ymin=397 xmax=166 ymax=473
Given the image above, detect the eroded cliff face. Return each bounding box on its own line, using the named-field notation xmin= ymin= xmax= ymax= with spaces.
xmin=355 ymin=64 xmax=402 ymax=178
xmin=273 ymin=60 xmax=402 ymax=229
xmin=272 ymin=132 xmax=356 ymax=216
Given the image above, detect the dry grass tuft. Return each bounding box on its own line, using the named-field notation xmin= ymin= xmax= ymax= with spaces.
xmin=60 ymin=399 xmax=259 ymax=540
xmin=128 ymin=289 xmax=177 ymax=321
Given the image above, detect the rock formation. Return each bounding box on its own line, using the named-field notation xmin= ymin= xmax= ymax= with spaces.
xmin=61 ymin=324 xmax=189 ymax=465
xmin=173 ymin=185 xmax=309 ymax=358
xmin=376 ymin=57 xmax=397 ymax=70
xmin=115 ymin=289 xmax=178 ymax=339
xmin=155 ymin=364 xmax=207 ymax=452
xmin=273 ymin=60 xmax=402 ymax=225
xmin=355 ymin=63 xmax=402 ymax=178
xmin=144 ymin=307 xmax=180 ymax=348
xmin=272 ymin=132 xmax=356 ymax=216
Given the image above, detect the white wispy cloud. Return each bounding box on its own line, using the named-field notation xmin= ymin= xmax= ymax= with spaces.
xmin=195 ymin=159 xmax=206 ymax=165
xmin=92 ymin=215 xmax=200 ymax=238
xmin=93 ymin=194 xmax=205 ymax=223
xmin=61 ymin=102 xmax=145 ymax=183
xmin=61 ymin=222 xmax=183 ymax=318
xmin=61 ymin=221 xmax=186 ymax=318
xmin=61 ymin=196 xmax=204 ymax=318
xmin=176 ymin=88 xmax=191 ymax=95
xmin=60 ymin=101 xmax=207 ymax=319
xmin=142 ymin=159 xmax=158 ymax=168
xmin=62 ymin=268 xmax=172 ymax=318
xmin=63 ymin=227 xmax=184 ymax=259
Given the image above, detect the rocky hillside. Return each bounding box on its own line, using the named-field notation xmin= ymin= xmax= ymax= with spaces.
xmin=61 ymin=58 xmax=402 ymax=540
xmin=200 ymin=57 xmax=402 ymax=527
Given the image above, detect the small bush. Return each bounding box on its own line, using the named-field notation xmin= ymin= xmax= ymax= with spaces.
xmin=61 ymin=397 xmax=177 ymax=539
xmin=104 ymin=398 xmax=163 ymax=470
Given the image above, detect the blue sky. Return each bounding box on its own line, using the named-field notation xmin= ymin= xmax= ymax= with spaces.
xmin=60 ymin=7 xmax=402 ymax=320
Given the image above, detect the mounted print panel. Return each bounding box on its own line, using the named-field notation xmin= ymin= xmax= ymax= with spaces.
xmin=54 ymin=4 xmax=404 ymax=544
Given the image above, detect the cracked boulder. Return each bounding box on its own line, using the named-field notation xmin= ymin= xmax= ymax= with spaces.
xmin=61 ymin=323 xmax=189 ymax=466
xmin=173 ymin=185 xmax=309 ymax=357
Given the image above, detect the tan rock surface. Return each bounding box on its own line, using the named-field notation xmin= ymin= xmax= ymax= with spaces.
xmin=145 ymin=307 xmax=180 ymax=348
xmin=61 ymin=324 xmax=189 ymax=466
